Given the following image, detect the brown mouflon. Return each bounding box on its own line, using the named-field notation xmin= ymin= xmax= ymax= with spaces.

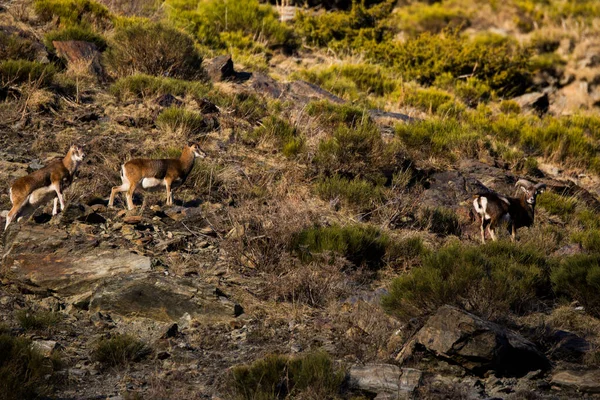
xmin=108 ymin=143 xmax=205 ymax=210
xmin=472 ymin=179 xmax=546 ymax=243
xmin=5 ymin=145 xmax=85 ymax=230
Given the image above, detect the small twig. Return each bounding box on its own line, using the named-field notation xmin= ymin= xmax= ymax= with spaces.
xmin=180 ymin=221 xmax=213 ymax=239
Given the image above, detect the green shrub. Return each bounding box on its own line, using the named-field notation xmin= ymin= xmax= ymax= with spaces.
xmin=294 ymin=1 xmax=394 ymax=52
xmin=231 ymin=351 xmax=344 ymax=400
xmin=454 ymin=78 xmax=492 ymax=107
xmin=0 ymin=334 xmax=56 ymax=400
xmin=44 ymin=25 xmax=107 ymax=52
xmin=395 ymin=118 xmax=479 ymax=159
xmin=401 ymin=86 xmax=455 ymax=113
xmin=294 ymin=63 xmax=397 ymax=100
xmin=500 ymin=100 xmax=521 ymax=114
xmin=314 ymin=121 xmax=384 ymax=179
xmin=571 ymin=229 xmax=600 ymax=254
xmin=386 ymin=235 xmax=428 ymax=266
xmin=156 ymin=107 xmax=208 ymax=136
xmin=306 ymin=100 xmax=367 ymax=128
xmin=419 ymin=207 xmax=461 ymax=236
xmin=537 ymin=192 xmax=577 ymax=218
xmin=393 ymin=2 xmax=470 ymax=35
xmin=166 ymin=0 xmax=297 ymax=51
xmin=382 ymin=241 xmax=552 ymax=321
xmin=15 ymin=310 xmax=61 ymax=331
xmin=373 ymin=30 xmax=532 ymax=97
xmin=34 ymin=0 xmax=112 ymax=28
xmin=291 ymin=224 xmax=390 ymax=269
xmin=211 ymin=91 xmax=267 ymax=123
xmin=0 ymin=32 xmax=38 ymax=61
xmin=315 ymin=175 xmax=385 ymax=211
xmin=0 ymin=60 xmax=56 ymax=87
xmin=104 ymin=20 xmax=204 ymax=79
xmin=93 ymin=334 xmax=151 ymax=368
xmin=552 ymin=255 xmax=600 ymax=318
xmin=109 ymin=74 xmax=209 ymax=101
xmin=249 ymin=116 xmax=305 ymax=157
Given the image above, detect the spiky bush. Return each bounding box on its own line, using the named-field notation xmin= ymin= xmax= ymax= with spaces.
xmin=104 ymin=20 xmax=204 ymax=79
xmin=93 ymin=334 xmax=151 ymax=368
xmin=0 ymin=60 xmax=56 ymax=87
xmin=382 ymin=241 xmax=552 ymax=321
xmin=34 ymin=0 xmax=112 ymax=28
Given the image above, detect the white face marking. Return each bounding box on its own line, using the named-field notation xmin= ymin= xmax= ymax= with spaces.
xmin=141 ymin=177 xmax=165 ymax=189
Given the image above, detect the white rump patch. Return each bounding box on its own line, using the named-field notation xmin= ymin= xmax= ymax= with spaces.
xmin=29 ymin=186 xmax=55 ymax=205
xmin=473 ymin=197 xmax=492 ymax=220
xmin=141 ymin=177 xmax=165 ymax=189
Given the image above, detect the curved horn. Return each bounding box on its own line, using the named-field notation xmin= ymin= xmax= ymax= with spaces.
xmin=515 ymin=179 xmax=534 ymax=188
xmin=534 ymin=182 xmax=546 ymax=191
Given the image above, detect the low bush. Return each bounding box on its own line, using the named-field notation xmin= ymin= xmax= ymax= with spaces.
xmin=34 ymin=0 xmax=112 ymax=28
xmin=156 ymin=107 xmax=207 ymax=136
xmin=294 ymin=1 xmax=394 ymax=52
xmin=211 ymin=91 xmax=267 ymax=124
xmin=401 ymin=86 xmax=455 ymax=113
xmin=419 ymin=207 xmax=462 ymax=236
xmin=0 ymin=32 xmax=38 ymax=61
xmin=571 ymin=229 xmax=600 ymax=253
xmin=393 ymin=2 xmax=470 ymax=35
xmin=306 ymin=100 xmax=367 ymax=128
xmin=167 ymin=0 xmax=297 ymax=51
xmin=109 ymin=74 xmax=209 ymax=101
xmin=291 ymin=224 xmax=390 ymax=269
xmin=294 ymin=63 xmax=397 ymax=100
xmin=104 ymin=20 xmax=204 ymax=79
xmin=552 ymin=255 xmax=600 ymax=318
xmin=372 ymin=30 xmax=532 ymax=97
xmin=0 ymin=60 xmax=56 ymax=87
xmin=314 ymin=121 xmax=384 ymax=179
xmin=537 ymin=192 xmax=577 ymax=218
xmin=230 ymin=351 xmax=344 ymax=400
xmin=316 ymin=175 xmax=385 ymax=211
xmin=0 ymin=334 xmax=56 ymax=400
xmin=93 ymin=334 xmax=151 ymax=368
xmin=249 ymin=116 xmax=305 ymax=157
xmin=386 ymin=235 xmax=428 ymax=267
xmin=15 ymin=310 xmax=61 ymax=331
xmin=382 ymin=241 xmax=552 ymax=321
xmin=44 ymin=25 xmax=107 ymax=52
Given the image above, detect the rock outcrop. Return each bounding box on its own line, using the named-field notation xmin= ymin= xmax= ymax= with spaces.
xmin=398 ymin=305 xmax=550 ymax=376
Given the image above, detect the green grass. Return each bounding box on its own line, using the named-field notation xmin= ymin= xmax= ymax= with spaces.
xmin=93 ymin=334 xmax=151 ymax=368
xmin=109 ymin=74 xmax=210 ymax=101
xmin=166 ymin=0 xmax=297 ymax=51
xmin=44 ymin=25 xmax=107 ymax=52
xmin=15 ymin=310 xmax=61 ymax=332
xmin=291 ymin=224 xmax=390 ymax=270
xmin=231 ymin=351 xmax=344 ymax=400
xmin=294 ymin=63 xmax=397 ymax=100
xmin=315 ymin=175 xmax=385 ymax=211
xmin=0 ymin=60 xmax=57 ymax=87
xmin=0 ymin=334 xmax=56 ymax=400
xmin=382 ymin=241 xmax=552 ymax=321
xmin=34 ymin=0 xmax=112 ymax=28
xmin=537 ymin=192 xmax=577 ymax=218
xmin=156 ymin=107 xmax=208 ymax=136
xmin=248 ymin=116 xmax=305 ymax=158
xmin=419 ymin=207 xmax=462 ymax=236
xmin=552 ymin=254 xmax=600 ymax=318
xmin=0 ymin=32 xmax=38 ymax=62
xmin=392 ymin=2 xmax=471 ymax=35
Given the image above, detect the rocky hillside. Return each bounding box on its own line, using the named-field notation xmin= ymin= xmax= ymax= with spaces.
xmin=2 ymin=0 xmax=600 ymax=399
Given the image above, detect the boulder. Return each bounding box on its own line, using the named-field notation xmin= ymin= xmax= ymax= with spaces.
xmin=512 ymin=92 xmax=549 ymax=115
xmin=89 ymin=273 xmax=243 ymax=322
xmin=551 ymin=369 xmax=600 ymax=393
xmin=205 ymin=54 xmax=236 ymax=82
xmin=286 ymin=80 xmax=345 ymax=104
xmin=2 ymin=225 xmax=151 ymax=296
xmin=398 ymin=306 xmax=550 ymax=376
xmin=52 ymin=40 xmax=104 ymax=78
xmin=348 ymin=364 xmax=422 ymax=399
